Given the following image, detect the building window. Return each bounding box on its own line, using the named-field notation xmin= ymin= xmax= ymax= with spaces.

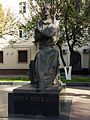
xmin=19 ymin=27 xmax=27 ymax=38
xmin=19 ymin=2 xmax=26 ymax=13
xmin=18 ymin=50 xmax=27 ymax=62
xmin=0 ymin=51 xmax=3 ymax=63
xmin=19 ymin=27 xmax=23 ymax=38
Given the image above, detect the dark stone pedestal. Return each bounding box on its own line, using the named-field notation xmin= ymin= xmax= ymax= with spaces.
xmin=8 ymin=83 xmax=66 ymax=117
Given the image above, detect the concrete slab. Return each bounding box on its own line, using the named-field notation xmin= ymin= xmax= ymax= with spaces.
xmin=66 ymin=87 xmax=90 ymax=120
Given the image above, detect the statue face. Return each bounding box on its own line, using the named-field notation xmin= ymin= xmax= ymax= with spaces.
xmin=42 ymin=4 xmax=51 ymax=19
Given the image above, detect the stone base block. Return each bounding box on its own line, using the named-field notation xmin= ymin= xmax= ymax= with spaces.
xmin=8 ymin=83 xmax=66 ymax=117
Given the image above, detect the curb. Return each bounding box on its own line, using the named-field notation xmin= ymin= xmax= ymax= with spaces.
xmin=66 ymin=82 xmax=90 ymax=87
xmin=0 ymin=82 xmax=30 ymax=85
xmin=0 ymin=82 xmax=90 ymax=87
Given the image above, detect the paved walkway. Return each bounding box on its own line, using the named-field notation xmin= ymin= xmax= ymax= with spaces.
xmin=67 ymin=87 xmax=90 ymax=120
xmin=0 ymin=85 xmax=90 ymax=120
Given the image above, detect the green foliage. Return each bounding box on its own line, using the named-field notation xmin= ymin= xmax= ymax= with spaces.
xmin=60 ymin=1 xmax=90 ymax=67
xmin=60 ymin=0 xmax=90 ymax=46
xmin=24 ymin=15 xmax=40 ymax=31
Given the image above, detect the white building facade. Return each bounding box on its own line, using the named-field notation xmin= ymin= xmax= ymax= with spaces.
xmin=0 ymin=0 xmax=36 ymax=75
xmin=60 ymin=43 xmax=90 ymax=74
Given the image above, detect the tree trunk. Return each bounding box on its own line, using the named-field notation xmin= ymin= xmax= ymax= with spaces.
xmin=88 ymin=47 xmax=90 ymax=75
xmin=64 ymin=66 xmax=72 ymax=80
xmin=70 ymin=51 xmax=76 ymax=68
xmin=56 ymin=42 xmax=72 ymax=80
xmin=56 ymin=43 xmax=66 ymax=66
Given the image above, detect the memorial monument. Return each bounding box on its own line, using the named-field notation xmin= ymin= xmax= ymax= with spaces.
xmin=8 ymin=4 xmax=66 ymax=117
xmin=29 ymin=3 xmax=61 ymax=90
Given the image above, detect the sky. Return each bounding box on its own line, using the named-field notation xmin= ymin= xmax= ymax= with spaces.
xmin=1 ymin=0 xmax=19 ymax=12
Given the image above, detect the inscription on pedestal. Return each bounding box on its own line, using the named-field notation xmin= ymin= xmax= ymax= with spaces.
xmin=14 ymin=95 xmax=56 ymax=102
xmin=9 ymin=93 xmax=59 ymax=116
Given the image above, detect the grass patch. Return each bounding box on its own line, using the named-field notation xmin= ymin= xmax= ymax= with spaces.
xmin=0 ymin=76 xmax=89 ymax=83
xmin=0 ymin=76 xmax=30 ymax=82
xmin=61 ymin=76 xmax=90 ymax=83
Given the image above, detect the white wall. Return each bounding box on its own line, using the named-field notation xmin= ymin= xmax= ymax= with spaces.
xmin=0 ymin=35 xmax=37 ymax=69
xmin=0 ymin=47 xmax=30 ymax=69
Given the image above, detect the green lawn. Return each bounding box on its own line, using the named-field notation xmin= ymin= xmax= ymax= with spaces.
xmin=0 ymin=77 xmax=30 ymax=82
xmin=0 ymin=76 xmax=90 ymax=83
xmin=61 ymin=76 xmax=90 ymax=83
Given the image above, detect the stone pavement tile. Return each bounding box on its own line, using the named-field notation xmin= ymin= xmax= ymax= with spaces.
xmin=0 ymin=85 xmax=21 ymax=120
xmin=69 ymin=98 xmax=90 ymax=120
xmin=67 ymin=87 xmax=90 ymax=120
xmin=0 ymin=91 xmax=8 ymax=118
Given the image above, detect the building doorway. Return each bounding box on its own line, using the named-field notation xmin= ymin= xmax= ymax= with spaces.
xmin=71 ymin=52 xmax=81 ymax=71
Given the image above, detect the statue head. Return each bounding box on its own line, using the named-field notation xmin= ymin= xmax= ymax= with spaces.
xmin=42 ymin=3 xmax=51 ymax=20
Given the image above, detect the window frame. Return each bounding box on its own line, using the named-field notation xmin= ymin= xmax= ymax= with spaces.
xmin=19 ymin=27 xmax=23 ymax=38
xmin=19 ymin=2 xmax=26 ymax=14
xmin=18 ymin=50 xmax=28 ymax=63
xmin=0 ymin=51 xmax=3 ymax=63
xmin=19 ymin=26 xmax=27 ymax=38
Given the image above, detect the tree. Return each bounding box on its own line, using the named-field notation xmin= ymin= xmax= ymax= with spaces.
xmin=0 ymin=5 xmax=18 ymax=40
xmin=59 ymin=0 xmax=90 ymax=70
xmin=85 ymin=0 xmax=90 ymax=73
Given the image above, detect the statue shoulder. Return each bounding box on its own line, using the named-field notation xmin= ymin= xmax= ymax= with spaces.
xmin=36 ymin=20 xmax=44 ymax=27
